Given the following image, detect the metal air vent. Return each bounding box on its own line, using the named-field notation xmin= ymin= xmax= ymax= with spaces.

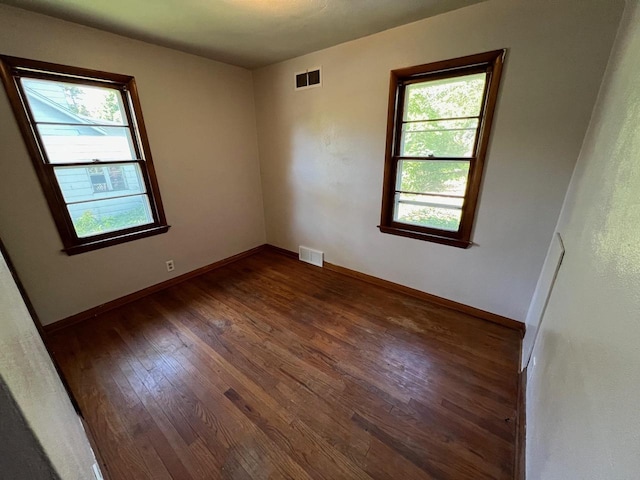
xmin=299 ymin=246 xmax=324 ymax=267
xmin=294 ymin=67 xmax=322 ymax=90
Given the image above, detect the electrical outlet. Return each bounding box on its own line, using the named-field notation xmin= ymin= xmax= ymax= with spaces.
xmin=166 ymin=260 xmax=175 ymax=272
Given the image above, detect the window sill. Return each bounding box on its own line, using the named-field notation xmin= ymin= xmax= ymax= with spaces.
xmin=63 ymin=224 xmax=170 ymax=255
xmin=378 ymin=225 xmax=471 ymax=249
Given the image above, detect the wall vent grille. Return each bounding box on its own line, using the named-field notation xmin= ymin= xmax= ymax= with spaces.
xmin=299 ymin=246 xmax=323 ymax=267
xmin=295 ymin=67 xmax=321 ymax=90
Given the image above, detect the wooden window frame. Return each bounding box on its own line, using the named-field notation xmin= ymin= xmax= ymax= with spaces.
xmin=0 ymin=55 xmax=169 ymax=255
xmin=379 ymin=50 xmax=505 ymax=248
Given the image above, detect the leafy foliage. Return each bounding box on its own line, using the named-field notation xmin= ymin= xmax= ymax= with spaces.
xmin=398 ymin=205 xmax=461 ymax=231
xmin=101 ymin=91 xmax=122 ymax=123
xmin=73 ymin=206 xmax=148 ymax=237
xmin=399 ymin=161 xmax=469 ymax=195
xmin=63 ymin=86 xmax=90 ymax=116
xmin=63 ymin=86 xmax=122 ymax=123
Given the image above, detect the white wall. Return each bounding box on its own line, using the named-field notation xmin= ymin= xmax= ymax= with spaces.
xmin=0 ymin=5 xmax=266 ymax=325
xmin=526 ymin=1 xmax=640 ymax=477
xmin=253 ymin=0 xmax=624 ymax=321
xmin=0 ymin=249 xmax=98 ymax=479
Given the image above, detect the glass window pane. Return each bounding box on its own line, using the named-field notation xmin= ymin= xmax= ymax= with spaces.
xmin=67 ymin=195 xmax=153 ymax=238
xmin=397 ymin=160 xmax=470 ymax=196
xmin=36 ymin=124 xmax=136 ymax=163
xmin=54 ymin=163 xmax=146 ymax=203
xmin=394 ymin=193 xmax=463 ymax=231
xmin=21 ymin=78 xmax=127 ymax=125
xmin=400 ymin=118 xmax=479 ymax=158
xmin=403 ymin=72 xmax=486 ymax=122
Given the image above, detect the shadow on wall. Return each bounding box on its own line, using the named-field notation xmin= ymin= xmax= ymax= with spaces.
xmin=268 ymin=74 xmax=385 ymax=253
xmin=0 ymin=374 xmax=60 ymax=479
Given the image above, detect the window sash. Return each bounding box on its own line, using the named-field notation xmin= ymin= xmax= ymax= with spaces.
xmin=15 ymin=76 xmax=144 ymax=164
xmin=43 ymin=158 xmax=160 ymax=242
xmin=392 ymin=160 xmax=469 ymax=234
xmin=393 ymin=72 xmax=489 ymax=163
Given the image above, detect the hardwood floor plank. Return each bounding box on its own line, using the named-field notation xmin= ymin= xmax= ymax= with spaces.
xmin=220 ymin=258 xmax=517 ymax=395
xmin=91 ymin=329 xmax=180 ymax=480
xmin=351 ymin=411 xmax=452 ymax=479
xmin=221 ymin=256 xmax=517 ymax=426
xmin=48 ymin=250 xmax=521 ymax=479
xmin=70 ymin=327 xmax=168 ymax=480
xmin=224 ymin=387 xmax=373 ymax=480
xmin=119 ymin=305 xmax=315 ymax=480
xmin=202 ymin=260 xmax=513 ymax=436
xmin=104 ymin=319 xmax=220 ymax=480
xmin=271 ymin=380 xmax=434 ymax=480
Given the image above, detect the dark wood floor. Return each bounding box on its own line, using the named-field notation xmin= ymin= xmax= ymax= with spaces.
xmin=47 ymin=249 xmax=521 ymax=480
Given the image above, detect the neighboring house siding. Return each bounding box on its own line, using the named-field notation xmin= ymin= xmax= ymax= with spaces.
xmin=56 ymin=165 xmax=147 ymax=227
xmin=55 ymin=165 xmax=144 ymax=202
xmin=54 ymin=169 xmax=94 ymax=201
xmin=39 ymin=134 xmax=134 ymax=162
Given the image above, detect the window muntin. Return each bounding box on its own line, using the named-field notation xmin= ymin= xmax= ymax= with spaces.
xmin=0 ymin=56 xmax=169 ymax=254
xmin=380 ymin=51 xmax=505 ymax=248
xmin=400 ymin=118 xmax=480 ymax=158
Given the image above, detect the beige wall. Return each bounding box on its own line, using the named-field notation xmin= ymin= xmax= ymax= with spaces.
xmin=253 ymin=0 xmax=624 ymax=321
xmin=526 ymin=1 xmax=640 ymax=477
xmin=0 ymin=248 xmax=98 ymax=479
xmin=0 ymin=5 xmax=266 ymax=325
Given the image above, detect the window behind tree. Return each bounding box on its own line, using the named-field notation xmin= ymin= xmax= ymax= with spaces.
xmin=0 ymin=56 xmax=168 ymax=254
xmin=379 ymin=50 xmax=505 ymax=248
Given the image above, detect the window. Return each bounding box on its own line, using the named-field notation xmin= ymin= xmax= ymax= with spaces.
xmin=0 ymin=56 xmax=169 ymax=254
xmin=379 ymin=50 xmax=505 ymax=248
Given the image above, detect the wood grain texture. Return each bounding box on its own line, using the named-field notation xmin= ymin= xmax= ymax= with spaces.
xmin=44 ymin=245 xmax=265 ymax=334
xmin=323 ymin=261 xmax=523 ymax=334
xmin=265 ymin=244 xmax=524 ymax=333
xmin=48 ymin=249 xmax=521 ymax=479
